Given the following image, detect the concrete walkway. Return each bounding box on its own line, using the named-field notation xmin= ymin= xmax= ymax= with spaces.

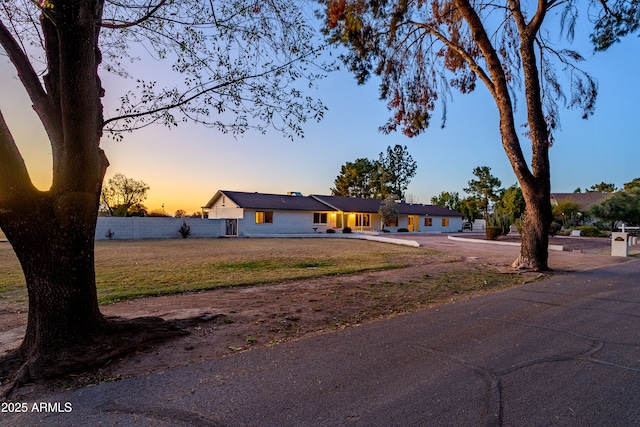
xmin=3 ymin=259 xmax=640 ymax=426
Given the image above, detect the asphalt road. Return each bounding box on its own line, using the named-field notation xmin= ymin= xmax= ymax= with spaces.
xmin=3 ymin=260 xmax=640 ymax=427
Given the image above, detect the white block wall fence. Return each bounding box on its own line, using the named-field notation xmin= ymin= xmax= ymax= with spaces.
xmin=95 ymin=217 xmax=225 ymax=240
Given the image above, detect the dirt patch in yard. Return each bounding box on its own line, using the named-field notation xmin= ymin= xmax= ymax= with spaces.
xmin=1 ymin=234 xmax=636 ymax=397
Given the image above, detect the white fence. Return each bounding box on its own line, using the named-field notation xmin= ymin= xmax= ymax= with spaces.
xmin=96 ymin=217 xmax=224 ymax=240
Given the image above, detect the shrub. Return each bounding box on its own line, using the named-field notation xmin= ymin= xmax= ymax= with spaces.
xmin=487 ymin=213 xmax=511 ymax=236
xmin=342 ymin=227 xmax=352 ymax=234
xmin=592 ymin=221 xmax=612 ymax=231
xmin=397 ymin=228 xmax=409 ymax=232
xmin=548 ymin=222 xmax=562 ymax=236
xmin=381 ymin=229 xmax=390 ymax=233
xmin=179 ymin=220 xmax=191 ymax=238
xmin=326 ymin=228 xmax=336 ymax=234
xmin=485 ymin=226 xmax=502 ymax=240
xmin=577 ymin=225 xmax=606 ymax=237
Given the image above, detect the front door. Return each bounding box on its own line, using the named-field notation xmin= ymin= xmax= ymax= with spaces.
xmin=225 ymin=219 xmax=238 ymax=236
xmin=408 ymin=216 xmax=419 ymax=232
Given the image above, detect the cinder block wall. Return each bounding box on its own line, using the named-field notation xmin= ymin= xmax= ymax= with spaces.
xmin=96 ymin=217 xmax=224 ymax=240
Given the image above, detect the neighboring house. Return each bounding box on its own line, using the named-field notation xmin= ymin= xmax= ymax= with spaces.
xmin=550 ymin=193 xmax=612 ymax=212
xmin=202 ymin=190 xmax=464 ymax=236
xmin=550 ymin=192 xmax=613 ymax=224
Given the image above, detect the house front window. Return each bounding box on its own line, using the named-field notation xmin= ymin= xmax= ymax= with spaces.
xmin=313 ymin=212 xmax=328 ymax=224
xmin=256 ymin=211 xmax=273 ymax=224
xmin=442 ymin=218 xmax=449 ymax=227
xmin=355 ymin=214 xmax=370 ymax=227
xmin=424 ymin=217 xmax=433 ymax=227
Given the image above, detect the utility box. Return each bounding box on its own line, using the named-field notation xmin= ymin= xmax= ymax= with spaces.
xmin=611 ymin=232 xmax=629 ymax=257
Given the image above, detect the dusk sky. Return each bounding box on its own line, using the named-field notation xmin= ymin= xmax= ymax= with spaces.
xmin=2 ymin=11 xmax=639 ymax=216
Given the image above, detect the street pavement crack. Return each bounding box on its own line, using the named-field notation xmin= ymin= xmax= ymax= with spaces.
xmin=476 ymin=314 xmax=639 ymax=347
xmin=475 ymin=314 xmax=640 ymax=371
xmin=415 ymin=326 xmax=640 ymax=427
xmin=414 ymin=345 xmax=502 ymax=427
xmin=503 ymin=296 xmax=640 ymax=319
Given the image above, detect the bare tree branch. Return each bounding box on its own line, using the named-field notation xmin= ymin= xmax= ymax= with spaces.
xmin=453 ymin=0 xmax=532 ymax=184
xmin=101 ymin=0 xmax=166 ymax=29
xmin=407 ymin=20 xmax=496 ymax=98
xmin=102 ymin=47 xmax=323 ymax=129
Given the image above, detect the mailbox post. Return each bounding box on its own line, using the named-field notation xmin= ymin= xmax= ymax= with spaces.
xmin=611 ymin=232 xmax=629 ymax=257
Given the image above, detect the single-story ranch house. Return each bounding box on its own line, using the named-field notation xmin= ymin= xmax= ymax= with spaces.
xmin=202 ymin=190 xmax=464 ymax=236
xmin=550 ymin=192 xmax=613 ymax=225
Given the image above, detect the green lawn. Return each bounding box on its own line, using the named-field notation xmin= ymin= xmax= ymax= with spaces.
xmin=0 ymin=238 xmax=429 ymax=304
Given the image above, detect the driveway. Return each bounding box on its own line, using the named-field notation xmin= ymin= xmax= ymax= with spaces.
xmin=391 ymin=232 xmax=635 ymax=271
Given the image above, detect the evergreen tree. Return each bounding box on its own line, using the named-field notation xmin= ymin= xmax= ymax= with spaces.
xmin=331 ymin=158 xmax=378 ymax=198
xmin=464 ymin=167 xmax=504 ymax=220
xmin=377 ymin=145 xmax=418 ymax=199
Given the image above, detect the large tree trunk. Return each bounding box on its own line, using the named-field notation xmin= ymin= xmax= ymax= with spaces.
xmin=1 ymin=190 xmax=107 ymax=380
xmin=514 ymin=178 xmax=552 ymax=271
xmin=458 ymin=0 xmax=553 ymax=272
xmin=454 ymin=1 xmax=554 ymax=271
xmin=0 ymin=1 xmax=187 ymax=392
xmin=0 ymin=0 xmax=112 ymax=382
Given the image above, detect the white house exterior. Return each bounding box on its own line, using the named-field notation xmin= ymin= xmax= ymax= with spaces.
xmin=311 ymin=194 xmax=464 ymax=233
xmin=202 ymin=191 xmax=464 ymax=236
xmin=204 ymin=191 xmax=335 ymax=236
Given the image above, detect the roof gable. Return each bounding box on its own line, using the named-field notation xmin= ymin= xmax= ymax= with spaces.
xmin=206 ymin=191 xmax=333 ymax=211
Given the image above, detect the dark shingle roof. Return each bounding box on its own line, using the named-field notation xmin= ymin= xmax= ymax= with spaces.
xmin=213 ymin=191 xmax=333 ymax=211
xmin=310 ymin=195 xmax=385 ymax=213
xmin=550 ymin=193 xmax=612 ymax=211
xmin=204 ymin=191 xmax=463 ymax=217
xmin=398 ymin=203 xmax=464 ymax=217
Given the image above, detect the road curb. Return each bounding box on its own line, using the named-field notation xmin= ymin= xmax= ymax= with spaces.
xmin=447 ymin=234 xmax=564 ymax=251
